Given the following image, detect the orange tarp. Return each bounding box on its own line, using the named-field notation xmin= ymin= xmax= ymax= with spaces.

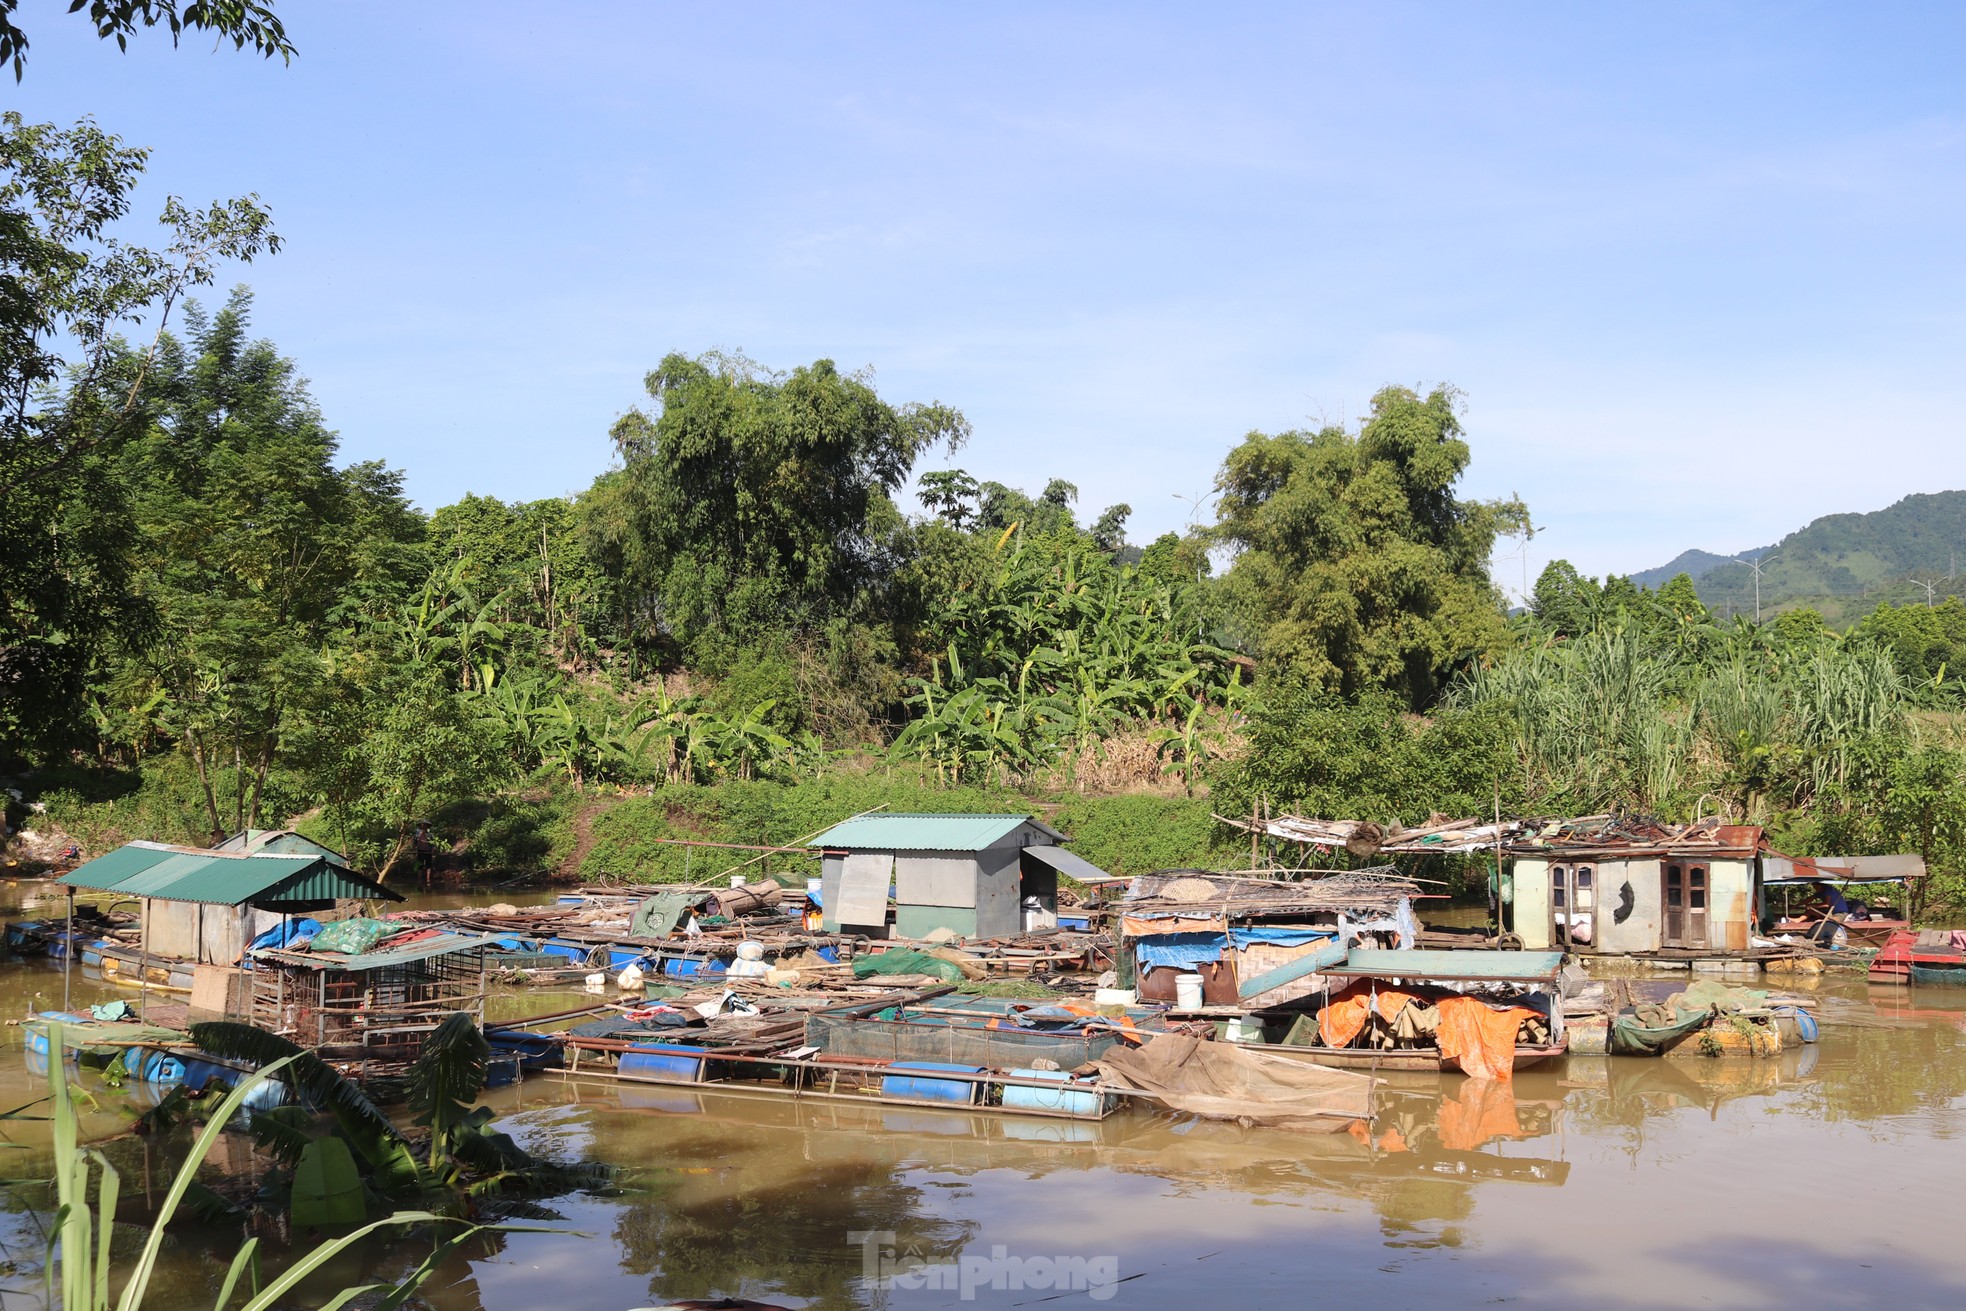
xmin=1435 ymin=995 xmax=1537 ymax=1083
xmin=1436 ymin=1079 xmax=1526 ymax=1150
xmin=1316 ymin=981 xmax=1417 ymax=1049
xmin=1121 ymin=915 xmax=1227 ymax=937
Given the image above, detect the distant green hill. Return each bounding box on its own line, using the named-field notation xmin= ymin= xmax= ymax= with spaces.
xmin=1633 ymin=491 xmax=1966 ymax=622
xmin=1629 ymin=548 xmax=1765 ymax=591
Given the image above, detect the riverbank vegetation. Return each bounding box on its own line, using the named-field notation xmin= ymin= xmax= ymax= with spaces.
xmin=5 ymin=68 xmax=1965 ymax=911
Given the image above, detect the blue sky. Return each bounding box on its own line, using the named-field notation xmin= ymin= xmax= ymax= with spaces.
xmin=13 ymin=2 xmax=1966 ymax=594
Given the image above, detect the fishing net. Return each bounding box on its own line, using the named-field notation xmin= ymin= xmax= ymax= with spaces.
xmin=805 ymin=1012 xmax=1122 ymax=1070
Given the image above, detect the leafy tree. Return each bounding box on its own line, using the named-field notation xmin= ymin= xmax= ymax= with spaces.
xmin=1214 ymin=385 xmax=1527 ymax=709
xmin=917 ymin=468 xmax=981 ymax=530
xmin=1090 ymin=502 xmax=1132 ymax=553
xmin=0 ymin=113 xmax=277 ymax=755
xmin=101 ymin=291 xmax=425 ymax=835
xmin=429 ymin=492 xmax=615 ymax=668
xmin=1850 ymin=598 xmax=1966 ymax=706
xmin=0 ymin=0 xmax=293 ymax=81
xmin=1530 ymin=560 xmax=1598 ymax=637
xmin=1213 ymin=677 xmax=1518 ymax=829
xmin=603 ymin=352 xmax=969 ymax=659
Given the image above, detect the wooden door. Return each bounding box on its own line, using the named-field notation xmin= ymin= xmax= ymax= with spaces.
xmin=1664 ymin=863 xmax=1708 ymax=948
xmin=1686 ymin=865 xmax=1709 ymax=947
xmin=1550 ymin=864 xmax=1597 ymax=947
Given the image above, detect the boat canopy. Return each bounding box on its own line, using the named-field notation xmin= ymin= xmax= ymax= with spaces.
xmin=1322 ymin=948 xmax=1565 ymax=984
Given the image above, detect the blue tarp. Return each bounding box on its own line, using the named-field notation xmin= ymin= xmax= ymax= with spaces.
xmin=1134 ymin=932 xmax=1227 ymax=971
xmin=248 ymin=918 xmax=322 ymax=952
xmin=1227 ymin=927 xmax=1337 ymax=949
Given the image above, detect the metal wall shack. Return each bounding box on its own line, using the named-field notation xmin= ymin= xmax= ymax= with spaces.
xmin=808 ymin=814 xmax=1108 ymax=941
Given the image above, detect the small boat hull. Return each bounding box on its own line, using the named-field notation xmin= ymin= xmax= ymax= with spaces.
xmin=1259 ymin=1042 xmax=1566 ymax=1073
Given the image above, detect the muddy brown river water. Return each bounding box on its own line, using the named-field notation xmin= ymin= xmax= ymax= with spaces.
xmin=2 ymin=882 xmax=1965 ymax=1310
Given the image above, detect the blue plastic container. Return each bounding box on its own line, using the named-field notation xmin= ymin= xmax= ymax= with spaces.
xmin=539 ymin=939 xmax=590 ymax=962
xmin=123 ymin=1047 xmax=290 ymax=1109
xmin=606 ymin=945 xmax=652 ymax=970
xmin=619 ymin=1044 xmax=707 ymax=1082
xmin=482 ymin=1054 xmax=524 ymax=1088
xmin=556 ymin=894 xmax=587 ymax=905
xmin=1057 ymin=915 xmax=1092 ymax=932
xmin=816 ymin=944 xmax=840 ymax=963
xmin=660 ymin=956 xmax=727 ymax=977
xmin=1774 ymin=1006 xmax=1820 ymax=1044
xmin=1001 ymin=1068 xmax=1108 ymax=1117
xmin=25 ymin=1011 xmax=90 ymax=1057
xmin=880 ymin=1061 xmax=984 ymax=1105
xmin=489 ymin=1030 xmax=565 ymax=1071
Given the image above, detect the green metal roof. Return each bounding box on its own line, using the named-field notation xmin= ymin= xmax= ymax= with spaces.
xmin=56 ymin=842 xmax=181 ymax=887
xmin=214 ymin=829 xmax=349 ymax=860
xmin=1324 ymin=948 xmax=1565 ymax=983
xmin=61 ymin=841 xmax=401 ymax=907
xmin=805 ymin=813 xmax=1068 ymax=852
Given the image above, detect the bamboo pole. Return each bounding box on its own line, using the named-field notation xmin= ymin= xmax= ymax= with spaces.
xmin=709 ymin=803 xmax=893 ymax=886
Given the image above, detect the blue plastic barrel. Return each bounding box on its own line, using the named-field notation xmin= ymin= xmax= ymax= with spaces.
xmin=660 ymin=956 xmax=727 ymax=977
xmin=1001 ymin=1068 xmax=1108 ymax=1116
xmin=619 ymin=1044 xmax=707 ymax=1082
xmin=880 ymin=1061 xmax=984 ymax=1104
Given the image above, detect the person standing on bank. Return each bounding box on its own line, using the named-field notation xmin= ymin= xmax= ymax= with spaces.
xmin=412 ymin=820 xmax=437 ymax=892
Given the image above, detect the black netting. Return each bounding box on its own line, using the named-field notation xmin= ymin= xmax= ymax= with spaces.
xmin=804 ymin=1013 xmax=1121 ymax=1070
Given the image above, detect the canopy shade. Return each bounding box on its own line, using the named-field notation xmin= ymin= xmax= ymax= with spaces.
xmin=1020 ymin=844 xmax=1115 ymax=882
xmin=1323 ymin=949 xmax=1564 ymax=984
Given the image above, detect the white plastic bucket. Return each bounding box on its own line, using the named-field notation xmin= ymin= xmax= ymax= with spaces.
xmin=1094 ymin=988 xmax=1136 ymax=1006
xmin=1174 ymin=972 xmax=1205 ymax=1010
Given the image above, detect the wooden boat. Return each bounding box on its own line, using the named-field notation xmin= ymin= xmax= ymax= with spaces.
xmin=1252 ymin=947 xmax=1569 ymax=1077
xmin=1258 ymin=1040 xmax=1566 ymax=1074
xmin=1769 ymin=916 xmax=1909 ymax=949
xmin=1867 ymin=930 xmax=1966 ymax=984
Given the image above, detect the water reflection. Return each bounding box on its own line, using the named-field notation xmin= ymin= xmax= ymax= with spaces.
xmin=4 ymin=899 xmax=1966 ymax=1309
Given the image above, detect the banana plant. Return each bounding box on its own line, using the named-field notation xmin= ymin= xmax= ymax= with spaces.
xmin=40 ymin=1024 xmax=526 ymax=1311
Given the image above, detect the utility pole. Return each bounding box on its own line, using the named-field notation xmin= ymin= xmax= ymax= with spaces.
xmin=1744 ymin=551 xmax=1780 ymax=623
xmin=1172 ymin=490 xmax=1219 ymax=638
xmin=1911 ymin=578 xmax=1938 ymax=607
xmin=1507 ymin=500 xmax=1544 ymax=611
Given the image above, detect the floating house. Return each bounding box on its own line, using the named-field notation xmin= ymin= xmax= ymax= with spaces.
xmin=59 ymin=837 xmax=401 ymax=970
xmin=1507 ymin=818 xmax=1926 ymax=957
xmin=1508 ymin=821 xmax=1765 ymax=954
xmin=806 ymin=813 xmax=1111 ymax=940
xmin=1118 ymin=868 xmax=1423 ymax=1009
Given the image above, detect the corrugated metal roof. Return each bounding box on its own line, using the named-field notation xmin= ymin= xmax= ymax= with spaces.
xmin=256 ymin=932 xmax=490 ymax=972
xmin=1325 ymin=948 xmax=1565 ymax=983
xmin=58 ymin=841 xmax=184 ymax=887
xmin=214 ymin=829 xmax=348 ymax=860
xmin=1020 ymin=844 xmax=1114 ymax=881
xmin=61 ymin=842 xmax=401 ymax=907
xmin=805 ymin=813 xmax=1068 ymax=852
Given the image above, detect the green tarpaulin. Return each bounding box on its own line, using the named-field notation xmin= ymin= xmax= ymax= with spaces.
xmin=631 ymin=891 xmax=703 ymax=939
xmin=1608 ymin=1007 xmax=1713 ymax=1056
xmin=851 ymin=948 xmax=968 ymax=983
